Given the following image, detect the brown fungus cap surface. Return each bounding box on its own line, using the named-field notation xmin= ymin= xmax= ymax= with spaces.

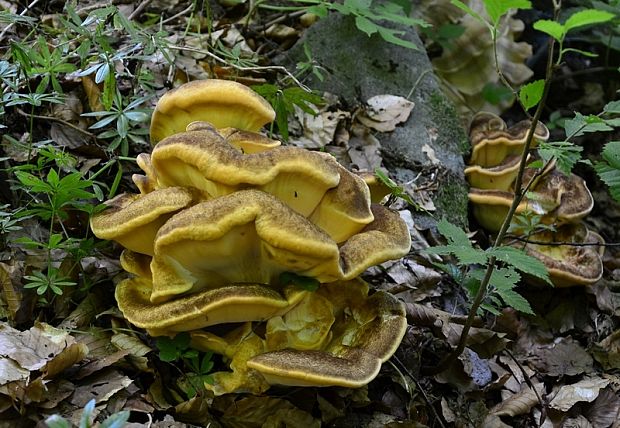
xmin=90 ymin=187 xmax=194 ymax=255
xmin=513 ymin=223 xmax=604 ymax=287
xmin=150 ymin=79 xmax=275 ymax=143
xmin=150 ymin=126 xmax=343 ymax=216
xmin=115 ymin=277 xmax=308 ymax=336
xmin=246 ymin=290 xmax=407 ymax=388
xmin=469 ymin=112 xmax=550 ymax=167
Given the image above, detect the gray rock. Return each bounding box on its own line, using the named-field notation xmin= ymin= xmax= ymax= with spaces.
xmin=278 ymin=14 xmax=470 ymax=228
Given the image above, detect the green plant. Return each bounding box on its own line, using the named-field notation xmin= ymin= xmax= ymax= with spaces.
xmin=156 ymin=332 xmax=215 ymax=398
xmin=252 ymin=83 xmax=324 ymax=140
xmin=45 ymin=398 xmax=130 ymax=428
xmin=257 ymin=0 xmax=428 ymax=50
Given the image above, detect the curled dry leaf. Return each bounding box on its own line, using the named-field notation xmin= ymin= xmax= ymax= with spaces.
xmin=347 ymin=123 xmax=383 ymax=172
xmin=490 ymin=382 xmax=545 ymax=417
xmin=290 ymin=106 xmax=349 ymax=149
xmin=549 ymin=377 xmax=610 ymax=412
xmin=357 ymin=95 xmax=414 ymax=133
xmin=0 ymin=263 xmax=21 ymax=321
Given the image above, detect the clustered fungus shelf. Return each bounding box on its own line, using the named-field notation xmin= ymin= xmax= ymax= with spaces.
xmin=91 ymin=79 xmax=412 ymax=395
xmin=465 ymin=112 xmax=604 ymax=287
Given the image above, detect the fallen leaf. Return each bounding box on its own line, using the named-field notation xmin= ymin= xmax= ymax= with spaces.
xmin=357 ymin=95 xmax=414 ymax=132
xmin=347 ymin=123 xmax=382 ymax=171
xmin=530 ymin=337 xmax=593 ymax=377
xmin=43 ymin=342 xmax=89 ymax=379
xmin=584 ymin=387 xmax=620 ymax=427
xmin=490 ymin=382 xmax=545 ymax=417
xmin=290 ymin=105 xmax=349 ymax=149
xmin=71 ymin=369 xmax=133 ymax=407
xmin=549 ymin=377 xmax=610 ymax=412
xmin=220 ymin=396 xmax=319 ymax=428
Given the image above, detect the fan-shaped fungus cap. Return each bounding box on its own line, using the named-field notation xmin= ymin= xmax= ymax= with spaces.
xmin=149 ymin=189 xmax=344 ymax=302
xmin=468 ymin=188 xmax=546 ymax=233
xmin=464 ymin=154 xmax=525 ymax=191
xmin=357 ymin=171 xmax=393 ymax=204
xmin=469 ymin=112 xmax=550 ymax=167
xmin=520 ymin=168 xmax=594 ymax=223
xmin=514 ymin=223 xmax=604 ymax=287
xmin=246 ymin=290 xmax=406 ymax=387
xmin=147 ymin=190 xmax=408 ymax=302
xmin=218 ymin=126 xmax=281 ymax=154
xmin=150 ymin=79 xmax=275 ymax=143
xmin=115 ymin=277 xmax=308 ymax=336
xmin=150 ymin=126 xmax=343 ymax=216
xmin=132 ymin=153 xmax=159 ymax=194
xmin=90 ymin=187 xmax=194 ymax=255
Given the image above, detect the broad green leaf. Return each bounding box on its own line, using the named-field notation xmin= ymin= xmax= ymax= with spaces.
xmin=604 ymin=100 xmax=620 ymax=114
xmin=482 ymin=0 xmax=531 ymax=25
xmin=564 ymin=112 xmax=613 ymax=138
xmin=355 ymin=15 xmax=379 ymax=36
xmin=44 ymin=415 xmax=71 ymax=428
xmin=489 ymin=246 xmax=551 ymax=283
xmin=100 ymin=411 xmax=130 ymax=428
xmin=595 ymin=162 xmax=620 ymax=202
xmin=564 ymin=9 xmax=615 ymax=33
xmin=519 ymin=79 xmax=545 ymax=110
xmin=377 ymin=27 xmax=419 ymax=50
xmin=533 ymin=19 xmax=565 ymax=41
xmin=601 ymin=141 xmax=620 ymax=169
xmin=482 ymin=82 xmax=514 ymax=105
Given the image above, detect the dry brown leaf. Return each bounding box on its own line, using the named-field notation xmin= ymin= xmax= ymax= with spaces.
xmin=43 ymin=342 xmax=89 ymax=379
xmin=81 ymin=75 xmax=104 ymax=112
xmin=357 ymin=95 xmax=414 ymax=132
xmin=220 ymin=396 xmax=319 ymax=428
xmin=76 ymin=349 xmax=131 ymax=380
xmin=0 ymin=263 xmax=20 ymax=321
xmin=347 ymin=123 xmax=382 ymax=172
xmin=549 ymin=377 xmax=610 ymax=412
xmin=71 ymin=369 xmax=133 ymax=407
xmin=585 ymin=387 xmax=620 ymax=427
xmin=0 ymin=358 xmax=29 ymax=384
xmin=0 ymin=322 xmax=74 ymax=372
xmin=530 ymin=337 xmax=593 ymax=377
xmin=593 ymin=329 xmax=620 ymax=370
xmin=59 ymin=292 xmax=105 ymax=330
xmin=440 ymin=320 xmax=509 ymax=358
xmin=481 ymin=414 xmax=513 ymax=428
xmin=563 ymin=415 xmax=595 ymax=428
xmin=290 ymin=106 xmax=349 ymax=149
xmin=490 ymin=382 xmax=544 ymax=417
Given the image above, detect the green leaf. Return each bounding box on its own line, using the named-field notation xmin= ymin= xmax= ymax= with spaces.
xmin=537 ymin=140 xmax=583 ymax=175
xmin=533 ymin=19 xmax=565 ymax=41
xmin=519 ymin=79 xmax=545 ymax=110
xmin=482 ymin=82 xmax=514 ymax=105
xmin=45 ymin=415 xmax=71 ymax=428
xmin=604 ymin=100 xmax=620 ymax=114
xmin=450 ymin=0 xmax=488 ymax=27
xmin=100 ymin=411 xmax=130 ymax=428
xmin=497 ymin=287 xmax=534 ymax=314
xmin=489 ymin=246 xmax=551 ymax=284
xmin=279 ymin=272 xmax=319 ymax=291
xmin=355 ymin=15 xmax=379 ymax=36
xmin=377 ymin=27 xmax=419 ymax=50
xmin=482 ymin=0 xmax=531 ymax=25
xmin=595 ymin=141 xmax=620 ymax=202
xmin=561 ymin=47 xmax=599 ymax=58
xmin=564 ymin=112 xmax=613 ymax=138
xmin=564 ymin=9 xmax=615 ymax=33
xmin=425 ymin=219 xmax=488 ymax=265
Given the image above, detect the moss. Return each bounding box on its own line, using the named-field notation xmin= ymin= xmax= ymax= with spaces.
xmin=433 ymin=176 xmax=470 ymax=228
xmin=427 ymin=90 xmax=470 ymax=155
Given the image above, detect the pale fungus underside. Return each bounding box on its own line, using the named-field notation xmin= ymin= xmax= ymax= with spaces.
xmin=91 ymin=79 xmax=412 ymax=394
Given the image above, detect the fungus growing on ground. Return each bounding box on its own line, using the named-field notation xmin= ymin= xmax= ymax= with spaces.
xmin=91 ymin=79 xmax=412 ymax=394
xmin=512 ymin=223 xmax=604 ymax=287
xmin=150 ymin=79 xmax=276 ymax=143
xmin=464 ymin=112 xmax=603 ymax=287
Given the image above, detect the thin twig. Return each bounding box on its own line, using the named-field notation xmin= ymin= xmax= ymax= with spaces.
xmin=0 ymin=0 xmax=41 ymax=41
xmin=128 ymin=0 xmax=154 ymax=21
xmin=161 ymin=4 xmax=194 ymax=25
xmin=16 ymin=108 xmax=97 ymax=139
xmin=168 ymin=44 xmax=311 ymax=91
xmin=391 ymin=354 xmax=447 ymax=428
xmin=258 ymin=10 xmax=306 ymax=31
xmin=504 ymin=235 xmax=617 ymax=247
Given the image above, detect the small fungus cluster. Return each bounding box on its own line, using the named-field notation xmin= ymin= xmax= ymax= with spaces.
xmin=91 ymin=80 xmax=412 ymax=394
xmin=465 ymin=112 xmax=604 ymax=287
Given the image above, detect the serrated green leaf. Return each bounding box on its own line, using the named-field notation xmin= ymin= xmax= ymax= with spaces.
xmin=533 ymin=19 xmax=565 ymax=41
xmin=497 ymin=287 xmax=534 ymax=314
xmin=425 ymin=219 xmax=488 ymax=265
xmin=601 ymin=141 xmax=620 ymax=169
xmin=489 ymin=246 xmax=551 ymax=283
xmin=538 ymin=140 xmax=583 ymax=175
xmin=595 ymin=162 xmax=620 ymax=202
xmin=377 ymin=27 xmax=419 ymax=50
xmin=482 ymin=0 xmax=531 ymax=25
xmin=564 ymin=9 xmax=615 ymax=33
xmin=519 ymin=79 xmax=545 ymax=110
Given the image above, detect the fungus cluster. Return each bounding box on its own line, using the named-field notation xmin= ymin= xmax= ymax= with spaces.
xmin=465 ymin=112 xmax=603 ymax=287
xmin=91 ymin=80 xmax=412 ymax=394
